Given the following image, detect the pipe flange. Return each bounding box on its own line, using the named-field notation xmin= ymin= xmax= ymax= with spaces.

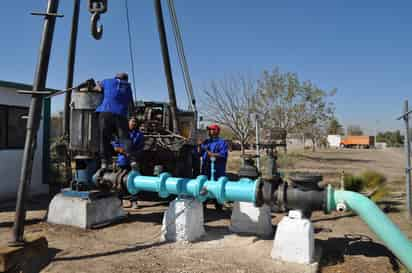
xmin=194 ymin=175 xmax=208 ymax=202
xmin=216 ymin=177 xmax=228 ymax=204
xmin=325 ymin=184 xmax=334 ymax=214
xmin=127 ymin=170 xmax=141 ymax=195
xmin=175 ymin=177 xmax=185 ymax=194
xmin=158 ymin=172 xmax=170 ymax=198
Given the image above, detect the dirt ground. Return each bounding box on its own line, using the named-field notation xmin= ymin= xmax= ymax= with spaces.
xmin=0 ymin=148 xmax=411 ymax=273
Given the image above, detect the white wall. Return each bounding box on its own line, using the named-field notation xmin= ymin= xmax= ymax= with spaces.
xmin=0 ymin=86 xmax=47 ymax=200
xmin=327 ymin=135 xmax=342 ymax=148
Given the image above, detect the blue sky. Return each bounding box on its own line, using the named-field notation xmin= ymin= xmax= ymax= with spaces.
xmin=1 ymin=0 xmax=412 ymax=134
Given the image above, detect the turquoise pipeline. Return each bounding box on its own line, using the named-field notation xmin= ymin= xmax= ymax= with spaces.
xmin=93 ymin=159 xmax=412 ymax=271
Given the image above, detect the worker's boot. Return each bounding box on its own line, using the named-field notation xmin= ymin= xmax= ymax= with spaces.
xmin=214 ymin=200 xmax=223 ymax=211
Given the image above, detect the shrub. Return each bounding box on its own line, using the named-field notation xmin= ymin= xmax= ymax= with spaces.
xmin=344 ymin=171 xmax=388 ymax=201
xmin=360 ymin=170 xmax=386 ymax=188
xmin=344 ymin=173 xmax=365 ymax=192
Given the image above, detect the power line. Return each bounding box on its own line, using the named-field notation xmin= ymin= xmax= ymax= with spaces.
xmin=125 ymin=0 xmax=137 ymax=101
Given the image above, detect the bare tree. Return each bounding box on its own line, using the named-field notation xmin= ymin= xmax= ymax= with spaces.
xmin=200 ymin=75 xmax=255 ymax=154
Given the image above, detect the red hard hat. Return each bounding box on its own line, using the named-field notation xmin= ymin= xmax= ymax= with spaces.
xmin=207 ymin=124 xmax=220 ymax=132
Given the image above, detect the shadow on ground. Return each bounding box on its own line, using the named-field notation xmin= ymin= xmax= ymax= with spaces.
xmin=122 ymin=211 xmax=164 ymax=225
xmin=0 ymin=195 xmax=51 ymax=213
xmin=318 ymin=234 xmax=399 ymax=272
xmin=312 ymin=212 xmax=357 ymax=223
xmin=52 ymin=241 xmax=166 ymax=262
xmin=204 ymin=205 xmax=231 ymax=223
xmin=376 ymin=200 xmax=403 ymax=213
xmin=8 ymin=247 xmax=60 ymax=273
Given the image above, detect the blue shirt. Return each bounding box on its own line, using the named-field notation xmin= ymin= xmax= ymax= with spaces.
xmin=200 ymin=137 xmax=229 ymax=179
xmin=129 ymin=129 xmax=144 ymax=152
xmin=96 ymin=78 xmax=133 ymax=117
xmin=112 ymin=129 xmax=144 ymax=168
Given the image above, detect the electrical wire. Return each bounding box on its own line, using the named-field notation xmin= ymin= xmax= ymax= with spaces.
xmin=125 ymin=0 xmax=138 ymax=102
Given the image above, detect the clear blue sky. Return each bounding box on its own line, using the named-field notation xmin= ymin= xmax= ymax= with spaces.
xmin=1 ymin=0 xmax=411 ymax=134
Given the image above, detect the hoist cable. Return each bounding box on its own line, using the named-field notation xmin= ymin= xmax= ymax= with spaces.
xmin=166 ymin=0 xmax=196 ymax=112
xmin=125 ymin=0 xmax=137 ymax=102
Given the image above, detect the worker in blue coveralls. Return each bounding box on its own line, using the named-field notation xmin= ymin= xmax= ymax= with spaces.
xmin=94 ymin=72 xmax=134 ymax=169
xmin=112 ymin=117 xmax=144 ymax=208
xmin=199 ymin=124 xmax=229 ymax=210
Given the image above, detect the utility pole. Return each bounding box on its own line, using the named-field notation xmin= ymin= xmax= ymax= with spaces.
xmin=397 ymin=100 xmax=412 ymax=220
xmin=403 ymin=101 xmax=412 ymax=220
xmin=10 ymin=0 xmax=61 ymax=245
xmin=63 ymin=0 xmax=81 ymax=140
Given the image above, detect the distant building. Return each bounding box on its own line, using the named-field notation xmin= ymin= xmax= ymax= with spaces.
xmin=375 ymin=142 xmax=387 ymax=149
xmin=0 ymin=80 xmax=56 ymax=200
xmin=327 ymin=135 xmax=342 ymax=148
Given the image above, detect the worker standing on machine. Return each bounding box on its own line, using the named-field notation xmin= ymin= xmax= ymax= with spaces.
xmin=94 ymin=72 xmax=134 ymax=169
xmin=199 ymin=124 xmax=229 ymax=210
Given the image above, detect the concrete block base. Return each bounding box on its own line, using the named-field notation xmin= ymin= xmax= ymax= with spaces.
xmin=271 ymin=246 xmax=322 ymax=273
xmin=271 ymin=210 xmax=316 ymax=264
xmin=161 ymin=198 xmax=205 ymax=242
xmin=47 ymin=193 xmax=126 ymax=229
xmin=0 ymin=236 xmax=49 ymax=273
xmin=229 ymin=201 xmax=273 ymax=237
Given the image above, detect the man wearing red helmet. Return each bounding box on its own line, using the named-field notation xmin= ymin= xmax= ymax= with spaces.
xmin=200 ymin=124 xmax=229 ymax=180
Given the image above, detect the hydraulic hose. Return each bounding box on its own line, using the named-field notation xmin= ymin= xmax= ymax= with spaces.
xmin=326 ymin=185 xmax=412 ymax=271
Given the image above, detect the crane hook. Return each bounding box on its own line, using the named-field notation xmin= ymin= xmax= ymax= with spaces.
xmin=91 ymin=12 xmax=103 ymax=40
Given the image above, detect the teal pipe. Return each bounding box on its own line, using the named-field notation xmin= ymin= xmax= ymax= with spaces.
xmin=326 ymin=185 xmax=412 ymax=271
xmin=127 ymin=171 xmax=258 ymax=204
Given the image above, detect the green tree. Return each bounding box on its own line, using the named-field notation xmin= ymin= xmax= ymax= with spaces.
xmin=376 ymin=130 xmax=404 ymax=147
xmin=347 ymin=125 xmax=363 ymax=136
xmin=253 ymin=68 xmax=303 ymax=134
xmin=299 ymin=81 xmax=335 ymax=151
xmin=327 ymin=118 xmax=344 ymax=135
xmin=253 ymin=68 xmax=336 ymax=151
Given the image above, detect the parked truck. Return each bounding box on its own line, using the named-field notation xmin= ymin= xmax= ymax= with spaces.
xmin=340 ymin=136 xmax=375 ymax=149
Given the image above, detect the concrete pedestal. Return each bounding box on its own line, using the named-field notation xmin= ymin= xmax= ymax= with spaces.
xmin=271 ymin=210 xmax=319 ymax=271
xmin=47 ymin=193 xmax=126 ymax=229
xmin=161 ymin=198 xmax=205 ymax=242
xmin=229 ymin=201 xmax=273 ymax=237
